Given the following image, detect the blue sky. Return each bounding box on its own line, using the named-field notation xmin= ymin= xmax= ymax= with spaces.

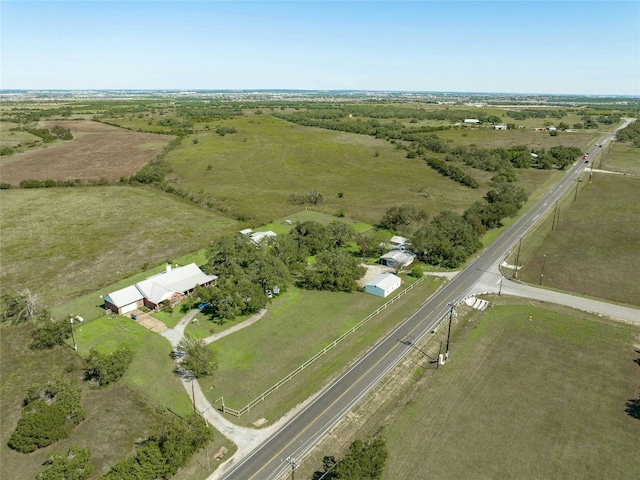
xmin=2 ymin=1 xmax=639 ymax=95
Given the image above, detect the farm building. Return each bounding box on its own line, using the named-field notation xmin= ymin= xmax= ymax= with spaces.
xmin=364 ymin=273 xmax=402 ymax=298
xmin=389 ymin=235 xmax=408 ymax=248
xmin=463 ymin=119 xmax=481 ymax=124
xmin=380 ymin=250 xmax=415 ymax=269
xmin=250 ymin=230 xmax=277 ymax=244
xmin=103 ymin=263 xmax=217 ymax=314
xmin=494 ymin=124 xmax=507 ymax=130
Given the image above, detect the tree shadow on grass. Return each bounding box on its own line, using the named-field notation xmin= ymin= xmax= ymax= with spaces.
xmin=624 ymin=398 xmax=640 ymax=420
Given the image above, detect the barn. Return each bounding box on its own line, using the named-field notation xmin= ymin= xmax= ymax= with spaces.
xmin=364 ymin=273 xmax=402 ymax=298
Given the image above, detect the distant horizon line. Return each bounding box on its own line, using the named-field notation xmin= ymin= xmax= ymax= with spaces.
xmin=1 ymin=89 xmax=638 ymax=98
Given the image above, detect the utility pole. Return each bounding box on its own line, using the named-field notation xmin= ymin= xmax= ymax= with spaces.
xmin=539 ymin=254 xmax=546 ymax=285
xmin=285 ymin=457 xmax=299 ymax=480
xmin=574 ymin=176 xmax=583 ymax=202
xmin=445 ymin=303 xmax=455 ymax=360
xmin=551 ymin=201 xmax=559 ymax=231
xmin=69 ymin=315 xmax=77 ymax=351
xmin=498 ymin=275 xmax=503 ymax=295
xmin=514 ymin=236 xmax=522 ymax=279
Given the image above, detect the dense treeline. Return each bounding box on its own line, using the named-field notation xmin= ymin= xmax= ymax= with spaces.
xmin=616 ymin=119 xmax=640 ymax=146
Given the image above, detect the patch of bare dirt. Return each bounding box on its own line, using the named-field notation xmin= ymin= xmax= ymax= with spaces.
xmin=0 ymin=120 xmax=174 ymax=185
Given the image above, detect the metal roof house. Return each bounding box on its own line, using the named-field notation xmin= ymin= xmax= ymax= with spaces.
xmin=364 ymin=273 xmax=402 ymax=298
xmin=103 ymin=263 xmax=217 ymax=314
xmin=380 ymin=250 xmax=415 ymax=269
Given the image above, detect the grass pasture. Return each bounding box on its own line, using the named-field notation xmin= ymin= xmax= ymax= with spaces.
xmin=513 ymin=173 xmax=640 ymax=306
xmin=164 ymin=115 xmax=495 ymax=225
xmin=302 ymin=301 xmax=640 ymax=480
xmin=0 ymin=187 xmax=238 ymax=309
xmin=599 ymin=141 xmax=640 ymax=175
xmin=0 ymin=120 xmax=174 ymax=185
xmin=379 ymin=302 xmax=640 ymax=480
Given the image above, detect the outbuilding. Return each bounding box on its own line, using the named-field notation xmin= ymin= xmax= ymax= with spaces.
xmin=364 ymin=273 xmax=402 ymax=298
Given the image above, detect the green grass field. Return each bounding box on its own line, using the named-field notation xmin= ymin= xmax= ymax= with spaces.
xmin=513 ymin=173 xmax=640 ymax=306
xmin=164 ymin=115 xmax=510 ymax=225
xmin=198 ymin=275 xmax=444 ymax=426
xmin=302 ymin=300 xmax=640 ymax=480
xmin=0 ymin=186 xmax=239 ymax=309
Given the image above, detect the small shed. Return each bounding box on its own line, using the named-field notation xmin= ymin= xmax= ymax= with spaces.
xmin=389 ymin=235 xmax=408 ymax=248
xmin=364 ymin=273 xmax=402 ymax=298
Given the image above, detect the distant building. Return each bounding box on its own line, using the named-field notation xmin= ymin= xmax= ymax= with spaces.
xmin=364 ymin=273 xmax=402 ymax=298
xmin=239 ymin=228 xmax=253 ymax=235
xmin=494 ymin=124 xmax=507 ymax=130
xmin=389 ymin=235 xmax=408 ymax=248
xmin=464 ymin=119 xmax=481 ymax=124
xmin=250 ymin=230 xmax=277 ymax=244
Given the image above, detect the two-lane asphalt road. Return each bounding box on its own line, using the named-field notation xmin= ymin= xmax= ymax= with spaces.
xmin=219 ymin=122 xmax=632 ymax=480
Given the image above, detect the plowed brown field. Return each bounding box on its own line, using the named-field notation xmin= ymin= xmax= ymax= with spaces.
xmin=0 ymin=120 xmax=173 ymax=185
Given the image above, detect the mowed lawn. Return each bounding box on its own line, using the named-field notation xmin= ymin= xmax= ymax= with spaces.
xmin=516 ymin=173 xmax=640 ymax=306
xmin=0 ymin=187 xmax=238 ymax=309
xmin=380 ymin=303 xmax=640 ymax=480
xmin=164 ymin=115 xmax=492 ymax=225
xmin=199 ymin=276 xmax=443 ymax=426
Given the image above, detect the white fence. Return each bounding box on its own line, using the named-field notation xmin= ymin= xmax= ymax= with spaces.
xmin=220 ymin=275 xmax=427 ymax=416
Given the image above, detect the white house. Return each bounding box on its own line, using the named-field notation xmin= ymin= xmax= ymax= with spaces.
xmin=364 ymin=273 xmax=402 ymax=298
xmin=494 ymin=124 xmax=507 ymax=130
xmin=464 ymin=119 xmax=481 ymax=124
xmin=103 ymin=263 xmax=217 ymax=314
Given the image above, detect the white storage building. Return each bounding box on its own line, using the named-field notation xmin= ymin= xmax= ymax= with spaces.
xmin=364 ymin=273 xmax=402 ymax=298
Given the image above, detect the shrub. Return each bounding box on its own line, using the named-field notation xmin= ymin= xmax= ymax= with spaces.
xmin=8 ymin=379 xmax=84 ymax=453
xmin=84 ymin=348 xmax=134 ymax=386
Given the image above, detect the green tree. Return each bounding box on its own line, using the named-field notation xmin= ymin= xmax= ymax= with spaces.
xmin=176 ymin=336 xmax=217 ymax=378
xmin=30 ymin=316 xmax=71 ymax=350
xmin=303 ymin=249 xmax=365 ymax=292
xmin=327 ymin=221 xmax=356 ymax=248
xmin=411 ymin=211 xmax=481 ymax=268
xmin=290 ymin=221 xmax=330 ymax=255
xmin=84 ymin=348 xmax=134 ymax=386
xmin=379 ymin=204 xmax=428 ymax=233
xmin=37 ymin=446 xmax=92 ymax=480
xmin=334 ymin=437 xmax=388 ymax=480
xmin=8 ymin=379 xmax=84 ymax=453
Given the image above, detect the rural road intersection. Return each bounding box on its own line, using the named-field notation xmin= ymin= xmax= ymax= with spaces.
xmin=155 ymin=122 xmax=638 ymax=480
